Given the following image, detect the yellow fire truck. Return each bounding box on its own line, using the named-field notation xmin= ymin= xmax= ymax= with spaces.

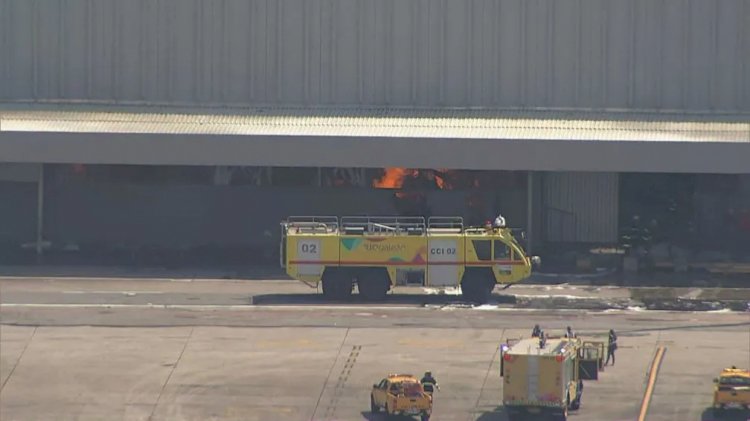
xmin=501 ymin=337 xmax=583 ymax=420
xmin=280 ymin=216 xmax=540 ymax=303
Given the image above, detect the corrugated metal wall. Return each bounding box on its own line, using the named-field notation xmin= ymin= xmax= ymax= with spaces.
xmin=0 ymin=182 xmax=37 ymax=249
xmin=0 ymin=164 xmax=39 ymax=253
xmin=1 ymin=0 xmax=748 ymax=110
xmin=543 ymin=172 xmax=619 ymax=243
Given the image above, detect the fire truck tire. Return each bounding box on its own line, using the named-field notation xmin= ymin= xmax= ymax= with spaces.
xmin=385 ymin=403 xmax=395 ymax=419
xmin=335 ymin=276 xmax=353 ymax=300
xmin=557 ymin=398 xmax=570 ymax=420
xmin=322 ymin=270 xmax=353 ymax=300
xmin=505 ymin=407 xmax=521 ymax=419
xmin=370 ymin=395 xmax=380 ymax=413
xmin=461 ymin=270 xmax=494 ymax=304
xmin=357 ymin=270 xmax=389 ymax=301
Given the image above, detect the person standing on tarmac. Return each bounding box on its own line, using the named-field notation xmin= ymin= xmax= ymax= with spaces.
xmin=605 ymin=329 xmax=618 ymax=366
xmin=531 ymin=324 xmax=541 ymax=338
xmin=565 ymin=326 xmax=577 ymax=339
xmin=421 ymin=371 xmax=440 ymax=394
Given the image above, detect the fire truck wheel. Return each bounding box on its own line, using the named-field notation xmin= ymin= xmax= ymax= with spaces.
xmin=385 ymin=403 xmax=394 ymax=419
xmin=357 ymin=271 xmax=389 ymax=301
xmin=370 ymin=395 xmax=380 ymax=413
xmin=336 ymin=276 xmax=353 ymax=300
xmin=461 ymin=275 xmax=493 ymax=304
xmin=322 ymin=272 xmax=353 ymax=300
xmin=505 ymin=407 xmax=521 ymax=419
xmin=322 ymin=278 xmax=334 ymax=299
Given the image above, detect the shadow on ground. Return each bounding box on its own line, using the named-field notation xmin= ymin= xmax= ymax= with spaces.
xmin=474 ymin=407 xmax=509 ymax=421
xmin=251 ymin=292 xmax=518 ymax=307
xmin=361 ymin=411 xmax=427 ymax=420
xmin=701 ymin=407 xmax=750 ymax=421
xmin=476 ymin=407 xmax=578 ymax=421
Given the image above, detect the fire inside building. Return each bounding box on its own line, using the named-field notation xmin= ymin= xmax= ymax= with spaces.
xmin=1 ymin=162 xmax=749 ymax=275
xmin=1 ymin=0 xmax=749 ymax=276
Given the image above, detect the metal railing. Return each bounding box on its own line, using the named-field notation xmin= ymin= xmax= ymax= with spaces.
xmin=427 ymin=216 xmax=464 ymax=230
xmin=284 ymin=216 xmax=339 ymax=233
xmin=340 ymin=216 xmax=425 ymax=235
xmin=283 ymin=215 xmax=478 ymax=236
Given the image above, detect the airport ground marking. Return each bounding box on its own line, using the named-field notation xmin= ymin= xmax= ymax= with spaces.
xmin=638 ymin=345 xmax=667 ymax=421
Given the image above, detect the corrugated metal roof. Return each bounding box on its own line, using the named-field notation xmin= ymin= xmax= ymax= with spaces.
xmin=1 ymin=105 xmax=748 ymax=143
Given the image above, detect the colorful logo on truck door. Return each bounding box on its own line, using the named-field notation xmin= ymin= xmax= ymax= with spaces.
xmin=340 ymin=238 xmax=426 ymax=264
xmin=385 ymin=246 xmax=427 ymax=264
xmin=341 ymin=238 xmax=363 ymax=251
xmin=341 ymin=237 xmax=406 ymax=252
xmin=363 ymin=243 xmax=407 ymax=252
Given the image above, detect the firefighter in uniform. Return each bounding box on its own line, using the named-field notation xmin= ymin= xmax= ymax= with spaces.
xmin=605 ymin=329 xmax=618 ymax=366
xmin=565 ymin=326 xmax=577 ymax=339
xmin=494 ymin=214 xmax=506 ymax=228
xmin=420 ymin=371 xmax=440 ymax=395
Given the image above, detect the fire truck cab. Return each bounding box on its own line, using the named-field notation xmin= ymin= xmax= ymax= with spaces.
xmin=280 ymin=216 xmax=540 ymax=303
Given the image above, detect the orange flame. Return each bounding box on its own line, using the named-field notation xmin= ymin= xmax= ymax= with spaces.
xmin=373 ymin=168 xmax=463 ymax=190
xmin=435 ymin=175 xmax=446 ymax=189
xmin=373 ymin=168 xmax=417 ymax=189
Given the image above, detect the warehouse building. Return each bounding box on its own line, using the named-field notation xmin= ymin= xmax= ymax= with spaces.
xmin=1 ymin=0 xmax=749 ymax=271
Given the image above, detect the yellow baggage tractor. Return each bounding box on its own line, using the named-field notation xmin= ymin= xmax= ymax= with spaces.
xmin=713 ymin=367 xmax=750 ymax=412
xmin=280 ymin=216 xmax=540 ymax=303
xmin=371 ymin=374 xmax=432 ymax=421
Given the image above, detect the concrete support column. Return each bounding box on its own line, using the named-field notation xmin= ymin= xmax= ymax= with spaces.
xmin=35 ymin=163 xmax=45 ymax=261
xmin=527 ymin=171 xmax=534 ymax=254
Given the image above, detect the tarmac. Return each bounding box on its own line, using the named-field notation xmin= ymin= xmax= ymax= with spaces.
xmin=1 ymin=275 xmax=750 ymax=421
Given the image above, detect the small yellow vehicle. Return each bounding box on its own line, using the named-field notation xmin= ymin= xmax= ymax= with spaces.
xmin=502 ymin=337 xmax=583 ymax=420
xmin=713 ymin=367 xmax=750 ymax=412
xmin=371 ymin=374 xmax=432 ymax=421
xmin=281 ymin=216 xmax=540 ymax=303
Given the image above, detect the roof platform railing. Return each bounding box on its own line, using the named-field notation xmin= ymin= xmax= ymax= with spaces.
xmin=340 ymin=216 xmax=426 ymax=235
xmin=284 ymin=216 xmax=339 ymax=233
xmin=427 ymin=216 xmax=464 ymax=233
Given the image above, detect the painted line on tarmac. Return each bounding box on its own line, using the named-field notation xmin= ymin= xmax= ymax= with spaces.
xmin=62 ymin=291 xmax=165 ymax=294
xmin=2 ymin=303 xmax=744 ymax=316
xmin=0 ymin=303 xmax=425 ymax=311
xmin=0 ymin=276 xmax=294 ymax=283
xmin=0 ymin=303 xmax=588 ymax=312
xmin=0 ymin=303 xmax=646 ymax=316
xmin=638 ymin=346 xmax=667 ymax=421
